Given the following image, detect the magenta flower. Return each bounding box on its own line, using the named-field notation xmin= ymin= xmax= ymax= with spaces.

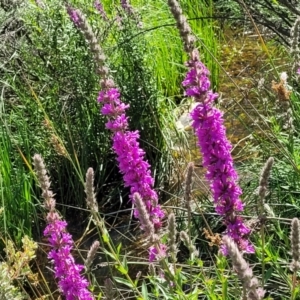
xmin=66 ymin=5 xmax=164 ymax=260
xmin=149 ymin=244 xmax=167 ymax=262
xmin=44 ymin=216 xmax=94 ymax=300
xmin=182 ymin=61 xmax=211 ymax=97
xmin=97 ymin=88 xmax=164 ymax=230
xmin=33 ymin=154 xmax=93 ymax=299
xmin=66 ymin=6 xmax=81 ymax=26
xmin=183 ymin=51 xmax=254 ymax=254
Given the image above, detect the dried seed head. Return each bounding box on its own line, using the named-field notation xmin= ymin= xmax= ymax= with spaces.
xmin=167 ymin=0 xmax=196 ymax=54
xmin=50 ymin=134 xmax=68 ymax=157
xmin=85 ymin=168 xmax=98 ymax=212
xmin=290 ymin=218 xmax=300 ymax=272
xmin=133 ymin=193 xmax=155 ymax=238
xmin=272 ymin=79 xmax=292 ymax=101
xmin=258 ymin=157 xmax=274 ymax=202
xmin=167 ymin=213 xmax=178 ymax=262
xmin=33 ymin=154 xmax=56 ymax=211
xmin=223 ymin=236 xmax=265 ymax=300
xmin=85 ymin=240 xmax=100 ymax=270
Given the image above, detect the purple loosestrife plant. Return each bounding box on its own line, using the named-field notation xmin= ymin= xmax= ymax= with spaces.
xmin=167 ymin=0 xmax=253 ymax=254
xmin=33 ymin=154 xmax=94 ymax=300
xmin=186 ymin=51 xmax=254 ymax=254
xmin=67 ymin=5 xmax=165 ymax=260
xmin=98 ymin=88 xmax=165 ymax=230
xmin=66 ymin=6 xmax=109 ymax=78
xmin=44 ymin=218 xmax=94 ymax=300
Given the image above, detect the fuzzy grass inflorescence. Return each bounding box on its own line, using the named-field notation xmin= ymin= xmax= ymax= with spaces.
xmin=258 ymin=157 xmax=274 ymax=201
xmin=223 ymin=236 xmax=265 ymax=300
xmin=84 ymin=167 xmax=98 ymax=213
xmin=167 ymin=213 xmax=178 ymax=263
xmin=85 ymin=240 xmax=100 ymax=271
xmin=290 ymin=16 xmax=300 ymax=74
xmin=290 ymin=218 xmax=300 ymax=273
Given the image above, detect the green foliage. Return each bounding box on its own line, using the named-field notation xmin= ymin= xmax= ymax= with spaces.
xmin=0 ymin=126 xmax=36 ymax=243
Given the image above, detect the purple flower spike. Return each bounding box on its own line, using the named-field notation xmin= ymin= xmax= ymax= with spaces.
xmin=66 ymin=6 xmax=82 ymax=27
xmin=167 ymin=0 xmax=253 ymax=254
xmin=97 ymin=88 xmax=164 ymax=230
xmin=44 ymin=218 xmax=94 ymax=300
xmin=184 ymin=54 xmax=254 ymax=254
xmin=33 ymin=154 xmax=94 ymax=299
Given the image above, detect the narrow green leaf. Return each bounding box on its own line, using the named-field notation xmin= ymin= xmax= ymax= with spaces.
xmin=264 ymin=267 xmax=273 ymax=282
xmin=101 ymin=248 xmax=116 ymax=261
xmin=122 ymin=254 xmax=128 ymax=273
xmin=141 ymin=281 xmax=148 ymax=299
xmin=102 ymin=229 xmax=110 ymax=244
xmin=114 ymin=277 xmax=134 ymax=289
xmin=117 ymin=243 xmax=122 ymax=255
xmin=115 ymin=264 xmax=128 ymax=275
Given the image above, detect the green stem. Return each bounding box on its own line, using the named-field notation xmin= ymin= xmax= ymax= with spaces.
xmin=91 ymin=210 xmax=145 ymax=299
